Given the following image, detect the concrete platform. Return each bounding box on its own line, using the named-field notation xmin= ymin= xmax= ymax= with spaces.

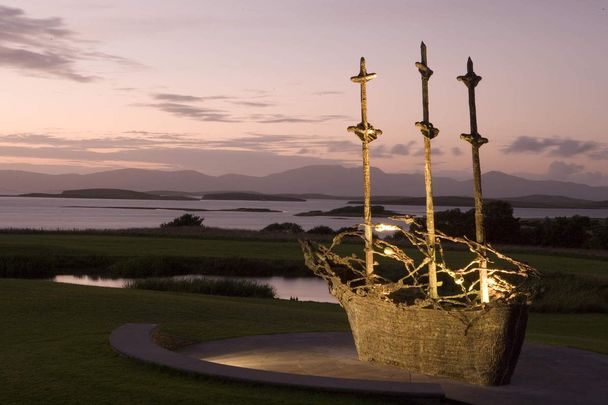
xmin=177 ymin=331 xmax=608 ymax=405
xmin=110 ymin=324 xmax=444 ymax=402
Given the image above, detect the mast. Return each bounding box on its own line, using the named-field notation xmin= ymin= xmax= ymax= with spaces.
xmin=348 ymin=57 xmax=382 ymax=277
xmin=457 ymin=57 xmax=490 ymax=303
xmin=415 ymin=42 xmax=440 ymax=299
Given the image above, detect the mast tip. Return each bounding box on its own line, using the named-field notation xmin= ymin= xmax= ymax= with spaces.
xmin=467 ymin=57 xmax=474 ymax=71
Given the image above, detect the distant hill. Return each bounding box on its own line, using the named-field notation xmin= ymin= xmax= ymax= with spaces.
xmin=201 ymin=192 xmax=305 ymax=202
xmin=20 ymin=188 xmax=198 ymax=201
xmin=2 ymin=166 xmax=608 ymax=201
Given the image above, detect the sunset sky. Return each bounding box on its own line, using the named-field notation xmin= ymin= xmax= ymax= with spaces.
xmin=0 ymin=0 xmax=607 ymax=184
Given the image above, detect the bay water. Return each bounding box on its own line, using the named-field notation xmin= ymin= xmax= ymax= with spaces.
xmin=1 ymin=196 xmax=605 ymax=231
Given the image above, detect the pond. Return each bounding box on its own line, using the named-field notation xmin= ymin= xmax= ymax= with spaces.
xmin=52 ymin=274 xmax=337 ymax=303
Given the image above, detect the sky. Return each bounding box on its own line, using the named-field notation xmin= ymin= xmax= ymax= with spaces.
xmin=0 ymin=0 xmax=607 ymax=184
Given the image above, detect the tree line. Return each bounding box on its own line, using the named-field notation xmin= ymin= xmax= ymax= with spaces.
xmin=414 ymin=201 xmax=608 ymax=249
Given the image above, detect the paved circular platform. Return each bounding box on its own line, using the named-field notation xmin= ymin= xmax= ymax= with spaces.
xmin=177 ymin=331 xmax=608 ymax=405
xmin=110 ymin=324 xmax=443 ymax=402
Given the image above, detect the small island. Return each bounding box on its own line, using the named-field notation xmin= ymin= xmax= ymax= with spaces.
xmin=21 ymin=188 xmax=198 ymax=201
xmin=296 ymin=205 xmax=401 ymax=217
xmin=202 ymin=192 xmax=305 ymax=202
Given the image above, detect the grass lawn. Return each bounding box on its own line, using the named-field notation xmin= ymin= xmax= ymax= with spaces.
xmin=0 ymin=233 xmax=606 ymax=276
xmin=526 ymin=313 xmax=608 ymax=354
xmin=1 ymin=279 xmax=607 ymax=404
xmin=0 ymin=279 xmax=382 ymax=404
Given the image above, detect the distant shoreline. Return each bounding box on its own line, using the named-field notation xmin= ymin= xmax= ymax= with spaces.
xmin=19 ymin=188 xmax=198 ymax=201
xmin=3 ymin=190 xmax=608 ymax=209
xmin=63 ymin=206 xmax=281 ymax=213
xmin=347 ymin=196 xmax=608 ymax=210
xmin=201 ymin=192 xmax=305 ymax=202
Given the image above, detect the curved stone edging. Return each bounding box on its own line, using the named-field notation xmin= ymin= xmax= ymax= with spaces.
xmin=109 ymin=323 xmax=444 ymax=400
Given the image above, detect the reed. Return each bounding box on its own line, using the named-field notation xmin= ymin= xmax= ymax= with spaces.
xmin=126 ymin=277 xmax=276 ymax=298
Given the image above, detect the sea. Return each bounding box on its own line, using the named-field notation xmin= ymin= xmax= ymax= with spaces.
xmin=0 ymin=196 xmax=606 ymax=231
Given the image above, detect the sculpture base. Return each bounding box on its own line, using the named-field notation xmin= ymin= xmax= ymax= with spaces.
xmin=338 ymin=290 xmax=528 ymax=386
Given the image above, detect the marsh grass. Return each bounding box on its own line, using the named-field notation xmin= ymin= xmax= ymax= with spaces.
xmin=126 ymin=277 xmax=276 ymax=299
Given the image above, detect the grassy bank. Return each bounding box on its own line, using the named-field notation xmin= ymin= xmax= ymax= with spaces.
xmin=0 ymin=279 xmax=606 ymax=404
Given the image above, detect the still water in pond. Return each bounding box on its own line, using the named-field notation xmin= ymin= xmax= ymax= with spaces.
xmin=52 ymin=274 xmax=337 ymax=303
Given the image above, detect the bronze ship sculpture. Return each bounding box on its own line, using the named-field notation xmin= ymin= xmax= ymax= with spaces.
xmin=300 ymin=43 xmax=538 ymax=386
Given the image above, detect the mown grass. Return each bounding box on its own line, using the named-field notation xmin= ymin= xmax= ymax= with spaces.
xmin=0 ymin=279 xmax=389 ymax=405
xmin=1 ymin=279 xmax=606 ymax=405
xmin=526 ymin=313 xmax=608 ymax=354
xmin=127 ymin=277 xmax=276 ymax=299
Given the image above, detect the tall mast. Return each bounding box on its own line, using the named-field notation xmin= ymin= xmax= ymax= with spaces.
xmin=415 ymin=42 xmax=439 ymax=299
xmin=348 ymin=57 xmax=382 ymax=277
xmin=457 ymin=57 xmax=490 ymax=303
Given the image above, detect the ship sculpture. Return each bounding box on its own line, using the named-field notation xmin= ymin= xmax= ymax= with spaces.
xmin=300 ymin=44 xmax=538 ymax=386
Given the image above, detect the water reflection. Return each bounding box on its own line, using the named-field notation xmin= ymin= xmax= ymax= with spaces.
xmin=52 ymin=274 xmax=337 ymax=303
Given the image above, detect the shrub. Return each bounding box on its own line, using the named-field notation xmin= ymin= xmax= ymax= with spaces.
xmin=161 ymin=214 xmax=204 ymax=228
xmin=336 ymin=226 xmax=359 ymax=233
xmin=306 ymin=225 xmax=335 ymax=235
xmin=261 ymin=222 xmax=304 ymax=233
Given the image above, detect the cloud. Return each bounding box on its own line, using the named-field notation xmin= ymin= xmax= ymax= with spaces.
xmin=391 ymin=142 xmax=416 ymax=156
xmin=324 ymin=140 xmax=358 ymax=153
xmin=0 ymin=131 xmax=350 ymax=176
xmin=547 ymin=161 xmax=584 ymax=179
xmin=0 ymin=5 xmax=135 ymax=81
xmin=252 ymin=114 xmax=348 ymax=124
xmin=371 ymin=142 xmax=417 ymax=158
xmin=153 ymin=93 xmax=203 ymax=102
xmin=371 ymin=145 xmax=390 ymax=158
xmin=143 ymin=93 xmax=342 ymax=124
xmin=504 ymin=136 xmax=607 ymax=159
xmin=451 ymin=147 xmax=463 ymax=156
xmin=0 ymin=130 xmax=360 ymax=164
xmin=141 ymin=102 xmax=235 ymax=122
xmin=413 ymin=147 xmax=444 ymax=157
xmin=544 ymin=160 xmax=605 ymax=185
xmin=312 ymin=91 xmax=344 ymax=96
xmin=231 ymin=101 xmax=274 ymax=107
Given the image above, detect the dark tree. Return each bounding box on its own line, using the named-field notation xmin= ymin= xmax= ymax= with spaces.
xmin=417 ymin=201 xmax=521 ymax=244
xmin=483 ymin=200 xmax=521 ymax=243
xmin=306 ymin=225 xmax=335 ymax=235
xmin=262 ymin=222 xmax=304 ymax=233
xmin=161 ymin=214 xmax=204 ymax=228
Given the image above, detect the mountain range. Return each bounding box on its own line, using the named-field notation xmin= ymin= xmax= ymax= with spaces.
xmin=1 ymin=165 xmax=607 ymax=201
